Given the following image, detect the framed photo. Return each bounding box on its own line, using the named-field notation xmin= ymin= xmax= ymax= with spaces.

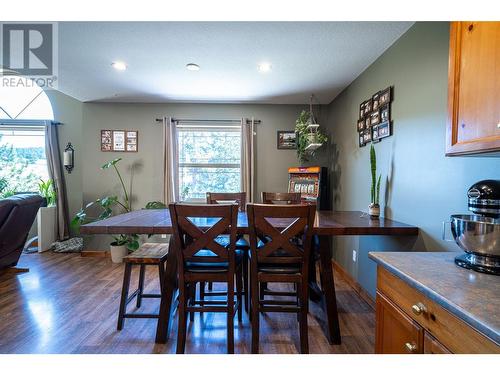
xmin=359 ymin=133 xmax=365 ymax=147
xmin=277 ymin=130 xmax=297 ymax=150
xmin=377 ymin=121 xmax=391 ymax=139
xmin=357 ymin=119 xmax=365 ymax=132
xmin=364 ymin=99 xmax=373 ymax=115
xmin=379 ymin=87 xmax=391 ymax=106
xmin=363 ymin=129 xmax=372 ymax=143
xmin=372 ymin=92 xmax=380 ymax=111
xmin=380 ymin=104 xmax=390 ymax=123
xmin=113 ymin=131 xmax=126 ymax=151
xmin=359 ymin=102 xmax=366 ymax=119
xmin=372 ymin=126 xmax=380 ymax=142
xmin=370 ymin=110 xmax=380 ymax=126
xmin=364 ymin=117 xmax=371 ymax=130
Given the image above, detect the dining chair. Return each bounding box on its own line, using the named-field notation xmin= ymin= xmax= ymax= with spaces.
xmin=259 ymin=191 xmax=303 ymax=299
xmin=169 ymin=203 xmax=243 ymax=354
xmin=204 ymin=192 xmax=250 ymax=312
xmin=261 ymin=192 xmax=302 ymax=205
xmin=247 ymin=203 xmax=316 ymax=354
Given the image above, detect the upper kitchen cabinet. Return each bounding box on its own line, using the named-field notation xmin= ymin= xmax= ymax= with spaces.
xmin=446 ymin=22 xmax=500 ymax=156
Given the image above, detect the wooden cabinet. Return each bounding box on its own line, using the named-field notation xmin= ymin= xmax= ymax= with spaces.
xmin=424 ymin=333 xmax=451 ymax=354
xmin=446 ymin=22 xmax=500 ymax=155
xmin=376 ymin=293 xmax=423 ymax=354
xmin=375 ymin=267 xmax=500 ymax=354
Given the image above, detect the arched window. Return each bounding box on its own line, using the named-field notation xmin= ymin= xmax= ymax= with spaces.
xmin=0 ymin=76 xmax=54 ymax=196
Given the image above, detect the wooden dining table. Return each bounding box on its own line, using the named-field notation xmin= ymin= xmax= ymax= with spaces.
xmin=81 ymin=209 xmax=418 ymax=345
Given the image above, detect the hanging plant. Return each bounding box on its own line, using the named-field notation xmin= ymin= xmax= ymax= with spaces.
xmin=295 ymin=109 xmax=328 ymax=163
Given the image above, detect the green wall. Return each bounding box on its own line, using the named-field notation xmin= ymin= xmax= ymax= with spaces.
xmin=323 ymin=22 xmax=500 ymax=297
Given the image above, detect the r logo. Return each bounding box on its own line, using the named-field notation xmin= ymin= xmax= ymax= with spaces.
xmin=2 ymin=23 xmax=53 ymax=76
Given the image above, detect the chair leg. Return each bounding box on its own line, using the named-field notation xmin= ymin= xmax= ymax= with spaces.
xmin=136 ymin=264 xmax=146 ymax=308
xmin=208 ymin=282 xmax=213 ymax=291
xmin=251 ymin=274 xmax=260 ymax=354
xmin=298 ymin=282 xmax=309 ymax=354
xmin=117 ymin=263 xmax=132 ymax=330
xmin=189 ymin=282 xmax=196 ymax=322
xmin=199 ymin=281 xmax=205 ymax=316
xmin=176 ymin=284 xmax=188 ymax=354
xmin=242 ymin=252 xmax=249 ymax=313
xmin=227 ymin=276 xmax=235 ymax=354
xmin=259 ymin=282 xmax=266 ymax=301
xmin=236 ymin=268 xmax=243 ymax=322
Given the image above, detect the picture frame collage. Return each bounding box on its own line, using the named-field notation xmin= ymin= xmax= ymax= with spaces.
xmin=101 ymin=130 xmax=138 ymax=152
xmin=357 ymin=86 xmax=392 ymax=147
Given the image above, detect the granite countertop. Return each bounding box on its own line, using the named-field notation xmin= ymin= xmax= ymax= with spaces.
xmin=369 ymin=251 xmax=500 ymax=345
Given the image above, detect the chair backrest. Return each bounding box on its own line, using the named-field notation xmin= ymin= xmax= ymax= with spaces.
xmin=206 ymin=192 xmax=247 ymax=212
xmin=0 ymin=194 xmax=43 ymax=269
xmin=261 ymin=192 xmax=302 ymax=205
xmin=169 ymin=203 xmax=239 ymax=270
xmin=247 ymin=203 xmax=316 ymax=268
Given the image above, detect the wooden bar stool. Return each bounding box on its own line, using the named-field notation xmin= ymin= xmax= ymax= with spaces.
xmin=117 ymin=243 xmax=169 ymax=330
xmin=204 ymin=192 xmax=249 ymax=313
xmin=247 ymin=203 xmax=316 ymax=353
xmin=169 ymin=203 xmax=242 ymax=354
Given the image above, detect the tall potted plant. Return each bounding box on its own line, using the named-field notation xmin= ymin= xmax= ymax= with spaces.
xmin=72 ymin=158 xmax=165 ymax=263
xmin=37 ymin=179 xmax=57 ymax=252
xmin=369 ymin=144 xmax=382 ymax=218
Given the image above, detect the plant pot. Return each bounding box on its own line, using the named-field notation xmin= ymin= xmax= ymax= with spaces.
xmin=368 ymin=203 xmax=380 ymax=218
xmin=110 ymin=244 xmax=128 ymax=263
xmin=37 ymin=205 xmax=57 ymax=252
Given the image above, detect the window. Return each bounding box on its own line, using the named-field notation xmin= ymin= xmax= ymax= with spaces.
xmin=0 ymin=76 xmax=53 ymax=197
xmin=177 ymin=125 xmax=241 ymax=201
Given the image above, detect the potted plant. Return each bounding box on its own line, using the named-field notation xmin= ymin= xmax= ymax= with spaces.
xmin=72 ymin=158 xmax=165 ymax=263
xmin=369 ymin=144 xmax=382 ymax=218
xmin=295 ymin=110 xmax=328 ymax=163
xmin=37 ymin=179 xmax=57 ymax=252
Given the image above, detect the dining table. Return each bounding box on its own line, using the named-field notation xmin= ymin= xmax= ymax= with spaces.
xmin=80 ymin=209 xmax=418 ymax=345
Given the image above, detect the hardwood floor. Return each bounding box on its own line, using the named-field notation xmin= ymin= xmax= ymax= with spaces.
xmin=0 ymin=252 xmax=374 ymax=354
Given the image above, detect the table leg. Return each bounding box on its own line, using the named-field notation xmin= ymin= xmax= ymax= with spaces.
xmin=309 ymin=235 xmax=341 ymax=345
xmin=155 ymin=236 xmax=178 ymax=344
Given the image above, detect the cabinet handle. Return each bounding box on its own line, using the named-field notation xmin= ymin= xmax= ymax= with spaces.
xmin=412 ymin=302 xmax=427 ymax=315
xmin=405 ymin=342 xmax=418 ymax=353
xmin=497 ymin=122 xmax=500 ymax=129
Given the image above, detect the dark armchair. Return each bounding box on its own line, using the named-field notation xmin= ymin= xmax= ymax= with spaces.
xmin=0 ymin=194 xmax=43 ymax=270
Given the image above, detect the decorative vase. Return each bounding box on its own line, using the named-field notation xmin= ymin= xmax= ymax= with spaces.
xmin=368 ymin=203 xmax=380 ymax=218
xmin=110 ymin=244 xmax=128 ymax=263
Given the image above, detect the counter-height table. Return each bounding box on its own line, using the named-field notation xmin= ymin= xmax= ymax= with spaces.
xmin=81 ymin=209 xmax=418 ymax=345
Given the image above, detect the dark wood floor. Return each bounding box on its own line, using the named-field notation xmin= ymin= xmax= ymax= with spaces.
xmin=0 ymin=252 xmax=374 ymax=354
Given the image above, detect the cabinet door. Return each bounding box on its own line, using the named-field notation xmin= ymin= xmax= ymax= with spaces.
xmin=375 ymin=292 xmax=424 ymax=354
xmin=424 ymin=332 xmax=452 ymax=354
xmin=446 ymin=22 xmax=500 ymax=155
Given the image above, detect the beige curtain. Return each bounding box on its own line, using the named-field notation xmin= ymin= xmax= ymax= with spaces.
xmin=240 ymin=118 xmax=255 ymax=203
xmin=162 ymin=117 xmax=179 ymax=204
xmin=45 ymin=121 xmax=70 ymax=240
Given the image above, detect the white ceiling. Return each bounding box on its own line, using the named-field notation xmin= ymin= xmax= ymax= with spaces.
xmin=57 ymin=22 xmax=413 ymax=104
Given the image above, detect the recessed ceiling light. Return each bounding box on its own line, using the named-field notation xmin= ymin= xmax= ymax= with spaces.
xmin=186 ymin=63 xmax=200 ymax=71
xmin=258 ymin=62 xmax=272 ymax=73
xmin=111 ymin=61 xmax=127 ymax=71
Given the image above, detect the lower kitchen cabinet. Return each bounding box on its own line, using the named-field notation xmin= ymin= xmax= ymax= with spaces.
xmin=375 ymin=266 xmax=498 ymax=354
xmin=375 ymin=292 xmax=423 ymax=354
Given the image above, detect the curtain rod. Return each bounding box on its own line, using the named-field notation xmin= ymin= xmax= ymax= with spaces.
xmin=155 ymin=118 xmax=261 ymax=125
xmin=0 ymin=119 xmax=62 ymax=126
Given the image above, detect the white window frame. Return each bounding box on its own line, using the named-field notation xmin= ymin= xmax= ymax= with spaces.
xmin=177 ymin=124 xmax=242 ymax=202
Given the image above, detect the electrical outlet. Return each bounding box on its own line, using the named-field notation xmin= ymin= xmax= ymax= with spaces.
xmin=161 ymin=234 xmax=167 ymax=239
xmin=352 ymin=250 xmax=357 ymax=262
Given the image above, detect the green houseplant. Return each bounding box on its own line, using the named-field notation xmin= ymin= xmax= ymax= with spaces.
xmin=369 ymin=144 xmax=382 ymax=218
xmin=295 ymin=110 xmax=328 ymax=163
xmin=72 ymin=158 xmax=165 ymax=262
xmin=37 ymin=179 xmax=57 ymax=252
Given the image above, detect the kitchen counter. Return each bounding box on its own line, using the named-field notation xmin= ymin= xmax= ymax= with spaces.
xmin=369 ymin=251 xmax=499 ymax=345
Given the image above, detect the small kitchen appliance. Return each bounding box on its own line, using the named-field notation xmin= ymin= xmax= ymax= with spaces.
xmin=446 ymin=180 xmax=500 ymax=275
